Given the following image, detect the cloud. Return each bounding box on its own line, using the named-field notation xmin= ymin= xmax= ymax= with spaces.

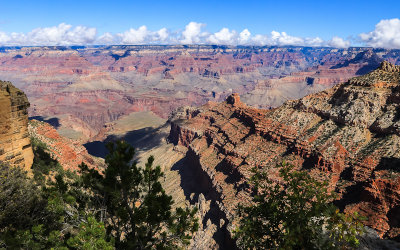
xmin=96 ymin=32 xmax=116 ymax=45
xmin=251 ymin=34 xmax=269 ymax=45
xmin=360 ymin=18 xmax=400 ymax=49
xmin=181 ymin=22 xmax=207 ymax=44
xmin=0 ymin=23 xmax=97 ymax=46
xmin=239 ymin=29 xmax=251 ymax=44
xmin=327 ymin=36 xmax=351 ymax=48
xmin=270 ymin=31 xmax=304 ymax=46
xmin=101 ymin=26 xmax=171 ymax=45
xmin=118 ymin=25 xmax=152 ymax=44
xmin=31 ymin=23 xmax=95 ymax=45
xmin=157 ymin=28 xmax=169 ymax=42
xmin=0 ymin=20 xmax=397 ymax=48
xmin=304 ymin=37 xmax=324 ymax=47
xmin=0 ymin=32 xmax=10 ymax=44
xmin=207 ymin=28 xmax=237 ymax=44
xmin=246 ymin=32 xmax=326 ymax=47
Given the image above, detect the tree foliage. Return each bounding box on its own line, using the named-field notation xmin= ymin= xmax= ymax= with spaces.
xmin=1 ymin=139 xmax=197 ymax=249
xmin=67 ymin=216 xmax=114 ymax=250
xmin=234 ymin=162 xmax=365 ymax=249
xmin=0 ymin=162 xmax=48 ymax=247
xmin=0 ymin=139 xmax=112 ymax=249
xmin=79 ymin=141 xmax=198 ymax=249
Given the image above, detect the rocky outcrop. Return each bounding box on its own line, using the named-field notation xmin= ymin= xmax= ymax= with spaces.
xmin=28 ymin=119 xmax=105 ymax=171
xmin=241 ymin=49 xmax=392 ymax=109
xmin=0 ymin=81 xmax=33 ymax=171
xmin=168 ymin=62 xmax=400 ymax=241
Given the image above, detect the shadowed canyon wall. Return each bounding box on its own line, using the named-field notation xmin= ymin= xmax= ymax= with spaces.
xmin=167 ymin=62 xmax=400 ymax=241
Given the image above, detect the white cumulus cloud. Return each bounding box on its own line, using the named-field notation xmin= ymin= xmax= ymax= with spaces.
xmin=118 ymin=25 xmax=150 ymax=44
xmin=251 ymin=34 xmax=269 ymax=45
xmin=304 ymin=37 xmax=324 ymax=47
xmin=115 ymin=26 xmax=171 ymax=44
xmin=207 ymin=28 xmax=237 ymax=45
xmin=239 ymin=29 xmax=251 ymax=44
xmin=270 ymin=31 xmax=304 ymax=46
xmin=157 ymin=28 xmax=169 ymax=42
xmin=181 ymin=22 xmax=207 ymax=44
xmin=0 ymin=23 xmax=97 ymax=46
xmin=0 ymin=32 xmax=10 ymax=44
xmin=360 ymin=18 xmax=400 ymax=49
xmin=247 ymin=32 xmax=326 ymax=47
xmin=328 ymin=36 xmax=351 ymax=48
xmin=96 ymin=32 xmax=116 ymax=45
xmin=0 ymin=20 xmax=398 ymax=48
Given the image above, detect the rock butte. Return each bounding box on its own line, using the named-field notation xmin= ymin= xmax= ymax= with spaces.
xmin=167 ymin=61 xmax=400 ymax=242
xmin=0 ymin=80 xmax=33 ymax=171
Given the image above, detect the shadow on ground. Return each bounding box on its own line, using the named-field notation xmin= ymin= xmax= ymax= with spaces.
xmin=83 ymin=141 xmax=109 ymax=158
xmin=29 ymin=116 xmax=61 ymax=128
xmin=83 ymin=123 xmax=169 ymax=159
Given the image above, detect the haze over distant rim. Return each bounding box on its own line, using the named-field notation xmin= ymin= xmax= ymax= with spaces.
xmin=0 ymin=18 xmax=399 ymax=49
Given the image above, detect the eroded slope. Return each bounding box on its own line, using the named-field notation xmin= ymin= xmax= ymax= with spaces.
xmin=168 ymin=61 xmax=400 ymax=240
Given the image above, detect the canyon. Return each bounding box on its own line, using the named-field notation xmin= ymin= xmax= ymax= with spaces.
xmin=0 ymin=45 xmax=399 ymax=144
xmin=164 ymin=61 xmax=400 ymax=247
xmin=1 ymin=45 xmax=400 ymax=248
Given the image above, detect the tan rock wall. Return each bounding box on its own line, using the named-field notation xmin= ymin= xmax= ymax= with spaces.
xmin=0 ymin=81 xmax=33 ymax=171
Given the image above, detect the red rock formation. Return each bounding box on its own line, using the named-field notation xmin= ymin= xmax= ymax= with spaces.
xmin=28 ymin=119 xmax=105 ymax=171
xmin=168 ymin=62 xmax=400 ymax=240
xmin=1 ymin=45 xmax=400 ymax=143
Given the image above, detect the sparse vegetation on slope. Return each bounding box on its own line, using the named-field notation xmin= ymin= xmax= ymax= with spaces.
xmin=234 ymin=162 xmax=365 ymax=249
xmin=0 ymin=140 xmax=198 ymax=249
xmin=79 ymin=141 xmax=199 ymax=249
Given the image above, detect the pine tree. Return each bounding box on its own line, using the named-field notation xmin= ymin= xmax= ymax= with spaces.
xmin=80 ymin=141 xmax=198 ymax=249
xmin=234 ymin=162 xmax=364 ymax=249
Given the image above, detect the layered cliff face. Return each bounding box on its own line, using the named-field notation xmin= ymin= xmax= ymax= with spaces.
xmin=241 ymin=49 xmax=388 ymax=108
xmin=168 ymin=62 xmax=400 ymax=241
xmin=0 ymin=81 xmax=33 ymax=170
xmin=28 ymin=119 xmax=105 ymax=171
xmin=1 ymin=46 xmax=400 ymax=143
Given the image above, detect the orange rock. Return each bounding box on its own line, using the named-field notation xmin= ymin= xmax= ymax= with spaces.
xmin=168 ymin=63 xmax=400 ymax=240
xmin=0 ymin=81 xmax=33 ymax=171
xmin=29 ymin=120 xmax=105 ymax=172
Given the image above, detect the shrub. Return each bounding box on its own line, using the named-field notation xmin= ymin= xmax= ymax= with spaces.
xmin=234 ymin=162 xmax=364 ymax=249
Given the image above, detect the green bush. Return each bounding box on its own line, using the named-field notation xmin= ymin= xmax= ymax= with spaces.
xmin=30 ymin=136 xmax=63 ymax=185
xmin=234 ymin=162 xmax=365 ymax=249
xmin=0 ymin=163 xmax=47 ymax=246
xmin=1 ymin=140 xmax=197 ymax=249
xmin=79 ymin=141 xmax=199 ymax=249
xmin=0 ymin=142 xmax=111 ymax=249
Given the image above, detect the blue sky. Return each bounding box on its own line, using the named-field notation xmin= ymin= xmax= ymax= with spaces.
xmin=0 ymin=0 xmax=399 ymax=47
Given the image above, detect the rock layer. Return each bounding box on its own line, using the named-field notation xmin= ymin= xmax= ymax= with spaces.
xmin=1 ymin=46 xmax=400 ymax=142
xmin=28 ymin=119 xmax=105 ymax=171
xmin=168 ymin=62 xmax=400 ymax=241
xmin=0 ymin=80 xmax=33 ymax=170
